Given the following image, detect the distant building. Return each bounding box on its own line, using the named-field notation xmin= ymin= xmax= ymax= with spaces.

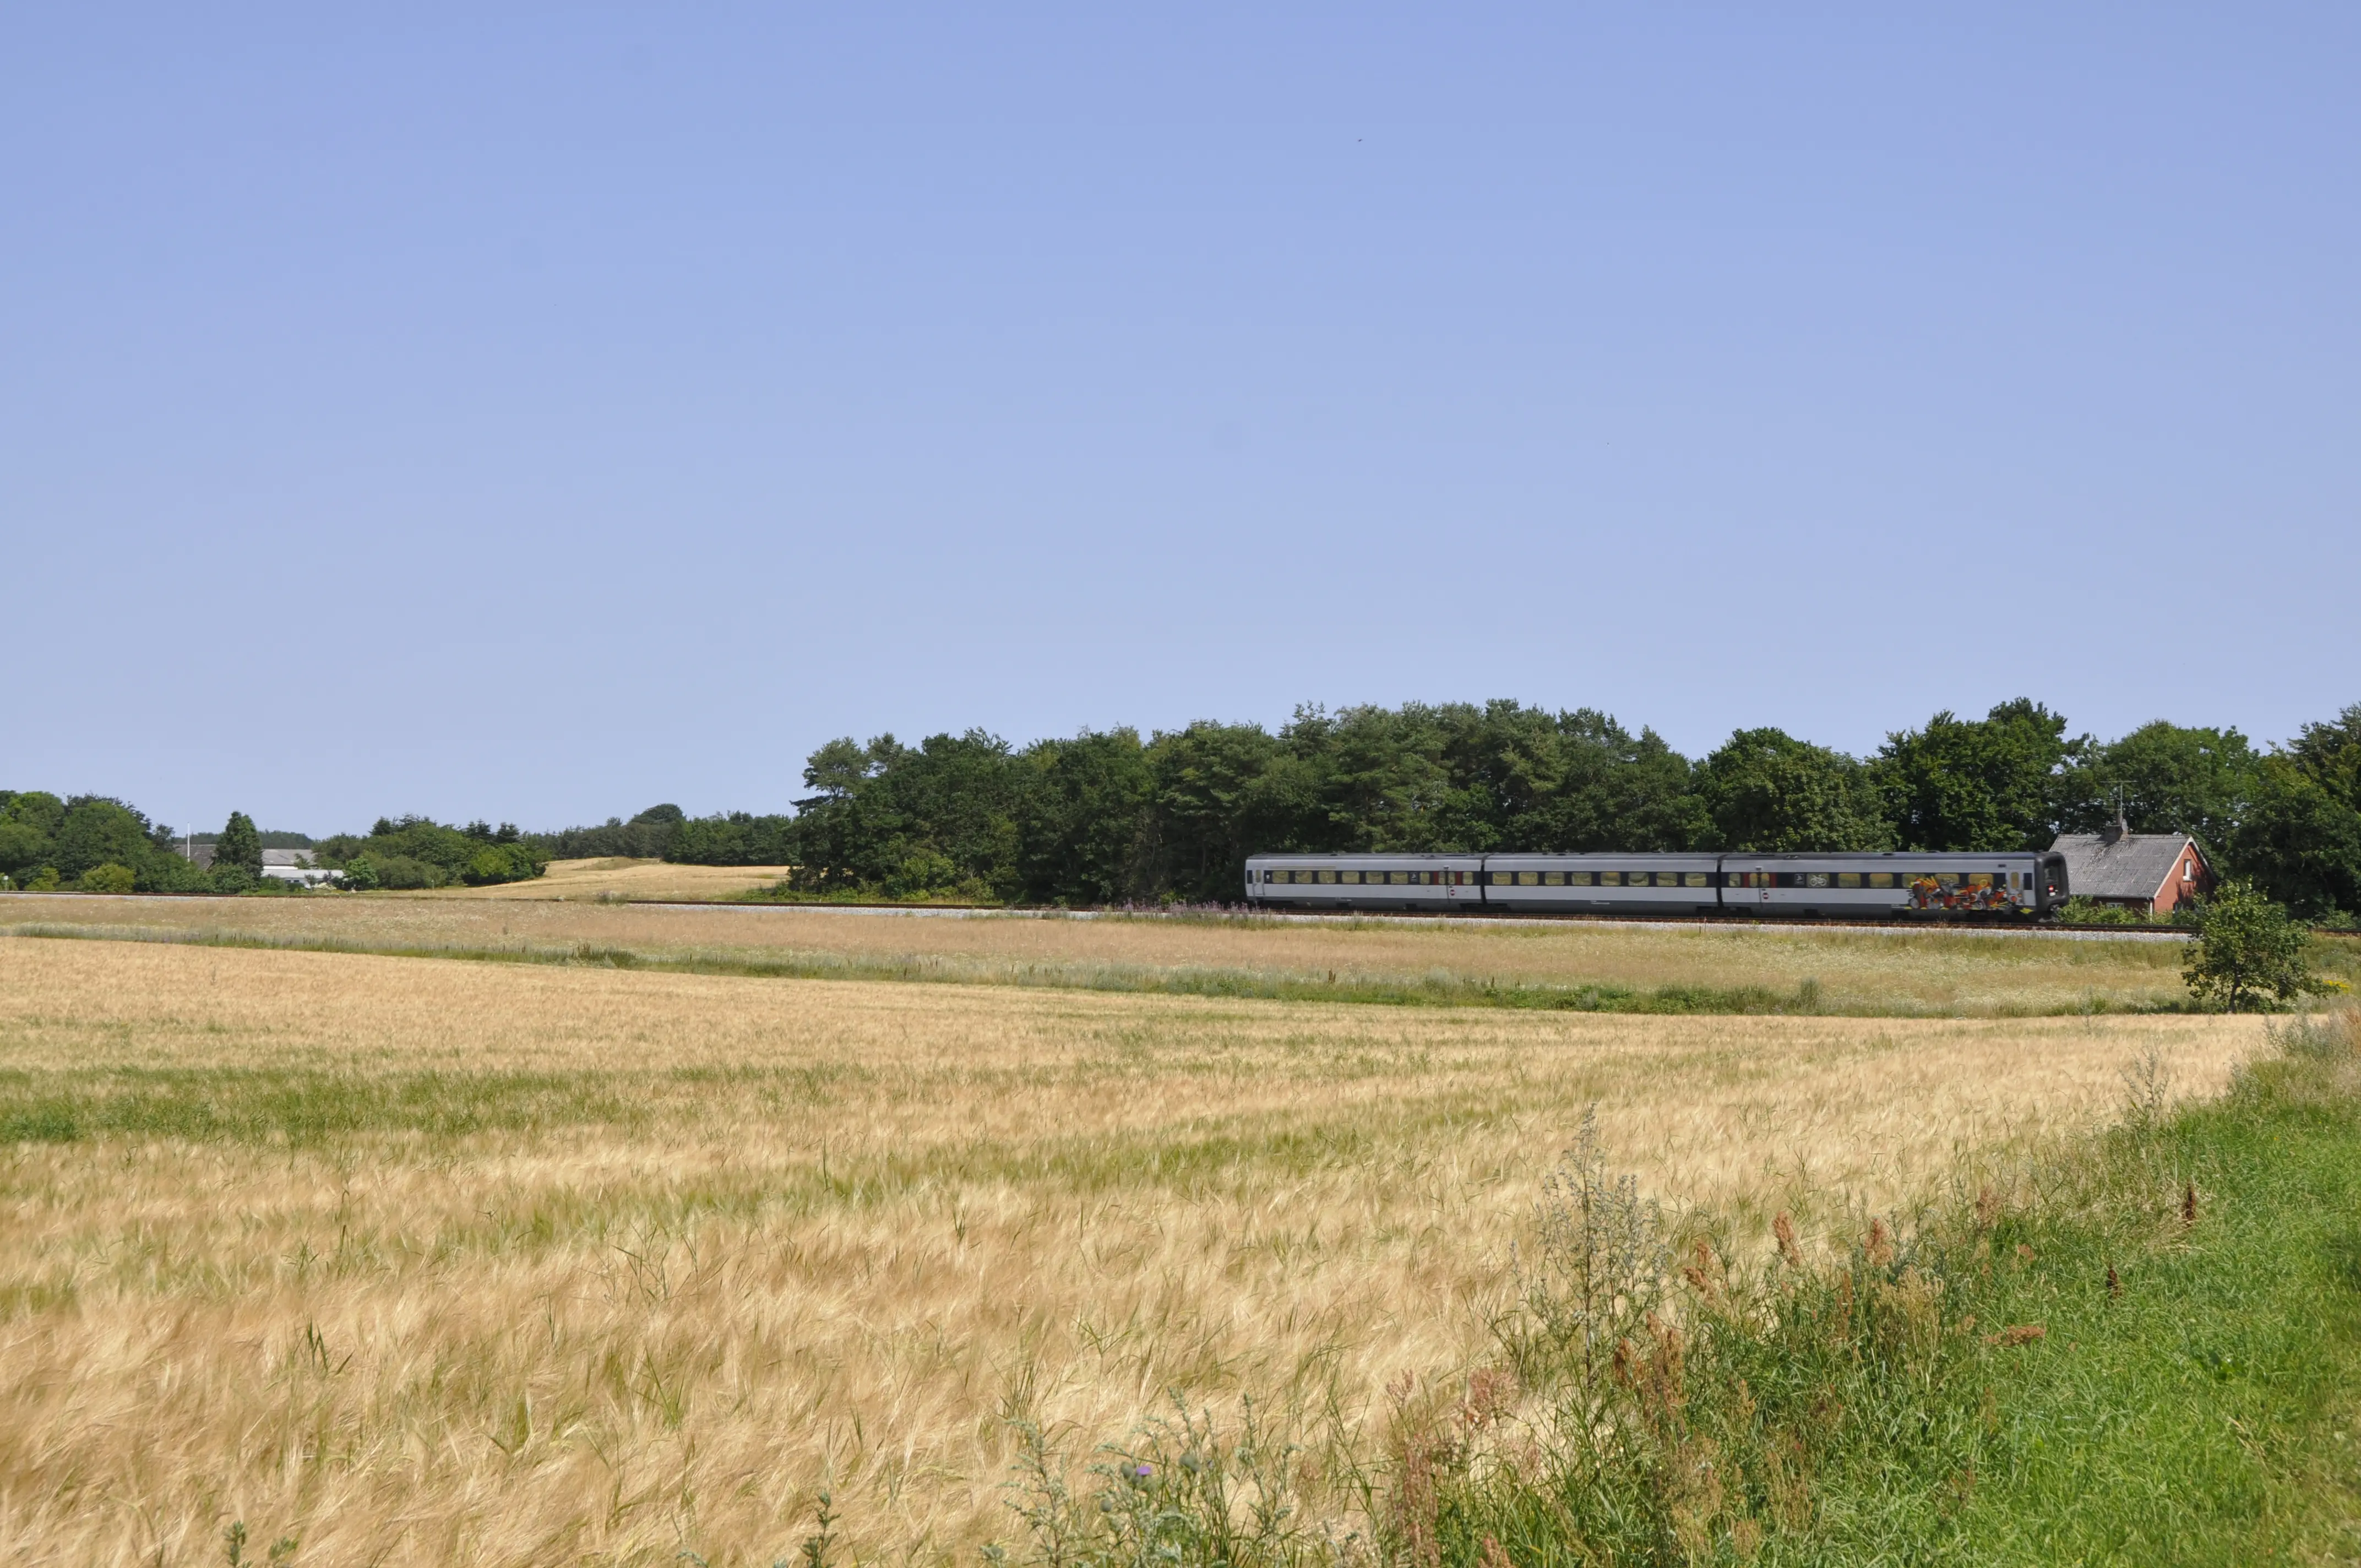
xmin=2049 ymin=815 xmax=2213 ymax=915
xmin=262 ymin=848 xmax=338 ymax=886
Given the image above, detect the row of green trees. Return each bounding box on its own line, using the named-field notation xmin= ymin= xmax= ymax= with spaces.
xmin=311 ymin=818 xmax=549 ymax=889
xmin=0 ymin=795 xmax=551 ymax=894
xmin=654 ymin=698 xmax=2361 ymax=917
xmin=10 ymin=698 xmax=2353 ymax=913
xmin=0 ymin=793 xmax=273 ymax=893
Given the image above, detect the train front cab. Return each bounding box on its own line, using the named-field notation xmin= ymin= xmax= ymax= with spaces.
xmin=2036 ymin=852 xmax=2068 ymax=916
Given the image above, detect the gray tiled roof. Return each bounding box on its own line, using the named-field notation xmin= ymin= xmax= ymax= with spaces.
xmin=2049 ymin=832 xmax=2195 ymax=902
xmin=261 ymin=848 xmax=318 ymax=867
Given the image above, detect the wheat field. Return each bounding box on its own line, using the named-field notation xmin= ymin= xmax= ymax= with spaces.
xmin=2 ymin=881 xmax=2201 ymax=1014
xmin=427 ymin=859 xmax=796 ymax=902
xmin=0 ymin=925 xmax=2264 ymax=1566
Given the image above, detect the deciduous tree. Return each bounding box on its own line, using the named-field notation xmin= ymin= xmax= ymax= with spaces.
xmin=214 ymin=812 xmax=265 ymax=880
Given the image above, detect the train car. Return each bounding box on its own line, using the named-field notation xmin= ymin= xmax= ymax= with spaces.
xmin=1479 ymin=852 xmax=1723 ymax=916
xmin=1246 ymin=853 xmax=1483 ymax=912
xmin=1717 ymin=851 xmax=2065 ymax=919
xmin=1244 ymin=850 xmax=2069 ymax=919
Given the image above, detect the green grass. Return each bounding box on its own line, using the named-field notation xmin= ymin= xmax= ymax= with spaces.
xmin=1385 ymin=1018 xmax=2361 ymax=1566
xmin=0 ymin=1065 xmax=660 ymax=1145
xmin=987 ymin=1018 xmax=2361 ymax=1568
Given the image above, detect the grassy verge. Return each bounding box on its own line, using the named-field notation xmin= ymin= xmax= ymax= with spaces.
xmin=1 ymin=921 xmax=2200 ymax=1018
xmin=1434 ymin=1019 xmax=2361 ymax=1564
xmin=1000 ymin=1012 xmax=2361 ymax=1567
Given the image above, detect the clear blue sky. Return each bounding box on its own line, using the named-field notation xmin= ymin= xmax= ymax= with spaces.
xmin=6 ymin=6 xmax=2356 ymax=836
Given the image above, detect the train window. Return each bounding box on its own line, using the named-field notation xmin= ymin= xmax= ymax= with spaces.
xmin=1597 ymin=870 xmax=1621 ymax=886
xmin=1837 ymin=873 xmax=1862 ymax=889
xmin=1313 ymin=869 xmax=1333 ymax=883
xmin=1339 ymin=870 xmax=1358 ymax=884
xmin=1543 ymin=871 xmax=1564 ymax=886
xmin=1394 ymin=871 xmax=1413 ymax=885
xmin=1679 ymin=872 xmax=1704 ymax=888
xmin=1727 ymin=872 xmax=1750 ymax=889
xmin=1517 ymin=871 xmax=1538 ymax=886
xmin=1967 ymin=873 xmax=1992 ymax=889
xmin=1570 ymin=870 xmax=1593 ymax=886
xmin=1489 ymin=870 xmax=1511 ymax=885
xmin=1277 ymin=870 xmax=1295 ymax=884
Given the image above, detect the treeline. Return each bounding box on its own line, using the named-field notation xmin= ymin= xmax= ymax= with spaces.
xmin=313 ymin=818 xmax=550 ymax=890
xmin=0 ymin=792 xmax=206 ymax=892
xmin=10 ymin=698 xmax=2356 ymax=916
xmin=0 ymin=796 xmax=551 ymax=893
xmin=0 ymin=796 xmax=292 ymax=894
xmin=652 ymin=698 xmax=2361 ymax=918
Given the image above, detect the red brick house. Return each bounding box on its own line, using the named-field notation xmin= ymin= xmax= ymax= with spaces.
xmin=2049 ymin=816 xmax=2215 ymax=915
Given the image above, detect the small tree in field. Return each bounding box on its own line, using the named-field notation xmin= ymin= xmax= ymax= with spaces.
xmin=2183 ymin=881 xmax=2337 ymax=1012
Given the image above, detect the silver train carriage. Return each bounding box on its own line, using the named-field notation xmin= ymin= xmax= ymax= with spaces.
xmin=1244 ymin=851 xmax=2068 ymax=918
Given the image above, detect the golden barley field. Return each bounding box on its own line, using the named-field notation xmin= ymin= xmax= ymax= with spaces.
xmin=0 ymin=919 xmax=2264 ymax=1567
xmin=2 ymin=875 xmax=2206 ymax=1015
xmin=426 ymin=858 xmax=796 ymax=902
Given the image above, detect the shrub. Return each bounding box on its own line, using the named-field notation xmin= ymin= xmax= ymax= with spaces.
xmin=2059 ymin=897 xmax=2163 ymax=926
xmin=461 ymin=843 xmax=545 ymax=886
xmin=77 ymin=863 xmax=137 ymax=894
xmin=22 ymin=866 xmax=61 ymax=892
xmin=2183 ymin=880 xmax=2342 ymax=1012
xmin=883 ymin=849 xmax=962 ymax=900
xmin=368 ymin=854 xmax=447 ymax=890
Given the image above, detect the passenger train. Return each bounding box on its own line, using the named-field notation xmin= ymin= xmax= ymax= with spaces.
xmin=1244 ymin=850 xmax=2069 ymax=919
